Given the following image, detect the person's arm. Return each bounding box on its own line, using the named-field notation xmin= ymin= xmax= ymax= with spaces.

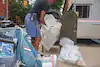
xmin=40 ymin=0 xmax=49 ymax=24
xmin=63 ymin=0 xmax=72 ymax=13
xmin=40 ymin=10 xmax=46 ymax=24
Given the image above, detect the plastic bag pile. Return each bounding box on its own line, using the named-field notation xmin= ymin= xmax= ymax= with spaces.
xmin=58 ymin=37 xmax=86 ymax=66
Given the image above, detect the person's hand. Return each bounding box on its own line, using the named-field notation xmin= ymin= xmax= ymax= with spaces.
xmin=40 ymin=10 xmax=46 ymax=24
xmin=40 ymin=19 xmax=45 ymax=24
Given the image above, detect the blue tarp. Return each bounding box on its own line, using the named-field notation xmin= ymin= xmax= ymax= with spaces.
xmin=16 ymin=28 xmax=42 ymax=67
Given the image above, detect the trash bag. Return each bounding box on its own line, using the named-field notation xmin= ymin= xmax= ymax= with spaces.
xmin=16 ymin=28 xmax=42 ymax=67
xmin=47 ymin=9 xmax=61 ymax=20
xmin=0 ymin=28 xmax=17 ymax=67
xmin=40 ymin=14 xmax=62 ymax=51
xmin=58 ymin=37 xmax=86 ymax=66
xmin=0 ymin=41 xmax=16 ymax=67
xmin=0 ymin=28 xmax=16 ymax=42
xmin=59 ymin=37 xmax=74 ymax=47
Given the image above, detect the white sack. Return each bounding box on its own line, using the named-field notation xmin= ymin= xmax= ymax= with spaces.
xmin=40 ymin=14 xmax=62 ymax=51
xmin=59 ymin=37 xmax=74 ymax=47
xmin=58 ymin=37 xmax=86 ymax=66
xmin=44 ymin=14 xmax=58 ymax=27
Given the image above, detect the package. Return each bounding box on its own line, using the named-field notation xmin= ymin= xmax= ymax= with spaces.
xmin=59 ymin=37 xmax=74 ymax=47
xmin=40 ymin=14 xmax=62 ymax=51
xmin=44 ymin=14 xmax=58 ymax=27
xmin=0 ymin=42 xmax=14 ymax=56
xmin=0 ymin=42 xmax=16 ymax=67
xmin=0 ymin=55 xmax=16 ymax=67
xmin=42 ymin=55 xmax=57 ymax=67
xmin=0 ymin=28 xmax=17 ymax=67
xmin=58 ymin=37 xmax=86 ymax=66
xmin=0 ymin=28 xmax=16 ymax=42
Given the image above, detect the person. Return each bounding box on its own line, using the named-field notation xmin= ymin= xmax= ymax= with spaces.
xmin=60 ymin=0 xmax=73 ymax=14
xmin=25 ymin=0 xmax=56 ymax=51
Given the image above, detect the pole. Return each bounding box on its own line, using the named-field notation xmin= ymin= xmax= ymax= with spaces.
xmin=6 ymin=0 xmax=8 ymax=20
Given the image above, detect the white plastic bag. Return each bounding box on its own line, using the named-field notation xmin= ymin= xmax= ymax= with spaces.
xmin=59 ymin=37 xmax=74 ymax=47
xmin=58 ymin=37 xmax=86 ymax=66
xmin=40 ymin=14 xmax=62 ymax=51
xmin=44 ymin=14 xmax=58 ymax=27
xmin=58 ymin=46 xmax=81 ymax=63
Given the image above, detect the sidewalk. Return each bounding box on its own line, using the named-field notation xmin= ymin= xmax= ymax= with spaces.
xmin=57 ymin=45 xmax=100 ymax=67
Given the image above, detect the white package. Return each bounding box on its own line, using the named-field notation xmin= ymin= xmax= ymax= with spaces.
xmin=58 ymin=37 xmax=86 ymax=66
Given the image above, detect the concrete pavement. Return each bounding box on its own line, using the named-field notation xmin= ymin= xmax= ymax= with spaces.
xmin=57 ymin=45 xmax=100 ymax=67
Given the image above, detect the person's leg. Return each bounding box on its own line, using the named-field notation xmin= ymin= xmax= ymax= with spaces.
xmin=31 ymin=37 xmax=37 ymax=50
xmin=31 ymin=20 xmax=41 ymax=51
xmin=31 ymin=37 xmax=41 ymax=51
xmin=25 ymin=13 xmax=41 ymax=51
xmin=30 ymin=30 xmax=41 ymax=51
xmin=25 ymin=13 xmax=38 ymax=50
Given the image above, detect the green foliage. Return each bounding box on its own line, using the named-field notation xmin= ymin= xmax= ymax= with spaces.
xmin=10 ymin=0 xmax=32 ymax=22
xmin=50 ymin=0 xmax=62 ymax=10
xmin=10 ymin=0 xmax=62 ymax=23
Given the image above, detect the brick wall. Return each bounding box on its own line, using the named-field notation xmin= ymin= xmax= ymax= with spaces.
xmin=0 ymin=0 xmax=10 ymax=18
xmin=0 ymin=0 xmax=6 ymax=17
